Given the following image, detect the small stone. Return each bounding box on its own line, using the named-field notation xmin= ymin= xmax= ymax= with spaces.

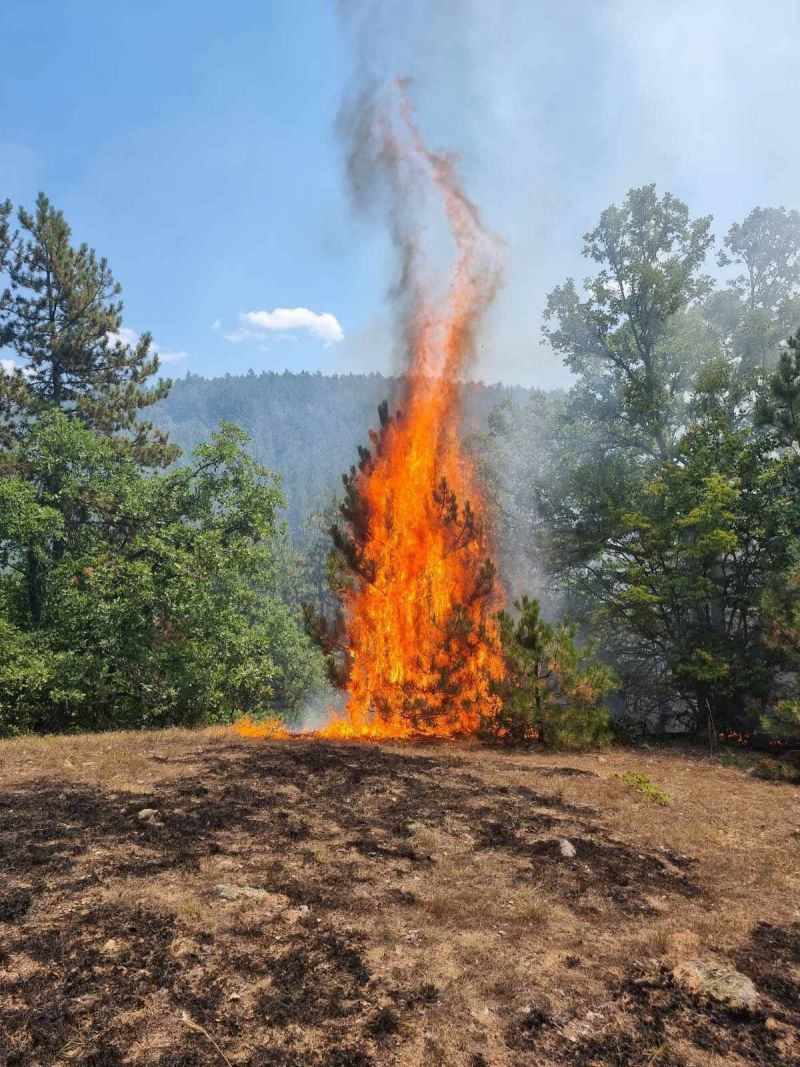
xmin=214 ymin=884 xmax=290 ymax=910
xmin=100 ymin=938 xmax=121 ymax=956
xmin=558 ymin=838 xmax=577 ymax=858
xmin=170 ymin=937 xmax=201 ymax=960
xmin=673 ymin=960 xmax=758 ymax=1012
xmin=137 ymin=808 xmax=159 ymax=822
xmin=215 ymin=883 xmax=269 ymax=901
xmin=407 ymin=821 xmax=427 ymax=834
xmin=283 ymin=904 xmax=311 ymax=925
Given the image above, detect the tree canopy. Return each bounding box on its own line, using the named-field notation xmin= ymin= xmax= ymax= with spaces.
xmin=494 ymin=187 xmax=800 ymax=739
xmin=0 ymin=194 xmax=324 ymax=735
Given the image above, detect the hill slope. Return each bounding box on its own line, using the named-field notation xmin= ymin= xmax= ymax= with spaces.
xmin=153 ymin=371 xmax=533 ymax=532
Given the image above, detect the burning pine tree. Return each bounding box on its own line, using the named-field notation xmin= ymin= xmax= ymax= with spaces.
xmin=311 ymin=84 xmax=505 ymax=739
xmin=315 ymin=396 xmax=503 ymax=738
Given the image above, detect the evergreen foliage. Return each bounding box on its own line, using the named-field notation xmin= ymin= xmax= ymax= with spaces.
xmin=760 ymin=560 xmax=800 ymax=740
xmin=755 ymin=327 xmax=800 ymax=445
xmin=308 ymin=401 xmax=501 ymax=729
xmin=0 ymin=193 xmax=175 ymax=466
xmin=483 ymin=595 xmax=616 ymax=748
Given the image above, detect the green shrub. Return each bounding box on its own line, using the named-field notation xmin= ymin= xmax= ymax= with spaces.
xmin=0 ymin=418 xmax=325 ymax=734
xmin=718 ymin=748 xmax=800 ymax=783
xmin=0 ymin=618 xmax=51 ymax=735
xmin=482 ymin=595 xmax=616 ymax=749
xmin=761 ymin=699 xmax=800 ymax=741
xmin=612 ymin=770 xmax=670 ymax=805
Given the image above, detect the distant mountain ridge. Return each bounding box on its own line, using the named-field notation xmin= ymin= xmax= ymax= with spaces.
xmin=153 ymin=370 xmax=534 ymax=532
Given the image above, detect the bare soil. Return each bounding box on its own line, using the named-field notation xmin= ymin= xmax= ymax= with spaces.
xmin=0 ymin=730 xmax=797 ymax=1065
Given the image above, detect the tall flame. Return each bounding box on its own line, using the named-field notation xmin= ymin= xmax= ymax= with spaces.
xmin=322 ymin=85 xmax=504 ymax=740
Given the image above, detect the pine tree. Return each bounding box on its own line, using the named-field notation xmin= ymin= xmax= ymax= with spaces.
xmin=755 ymin=327 xmax=800 ymax=446
xmin=485 ymin=595 xmax=616 ymax=748
xmin=0 ymin=193 xmax=176 ymax=467
xmin=308 ymin=400 xmax=500 ymax=729
xmin=0 ymin=193 xmax=177 ymax=631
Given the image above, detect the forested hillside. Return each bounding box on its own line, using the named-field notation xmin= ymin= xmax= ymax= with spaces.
xmin=153 ymin=371 xmax=533 ymax=532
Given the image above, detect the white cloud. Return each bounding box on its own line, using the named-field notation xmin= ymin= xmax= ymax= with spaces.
xmin=211 ymin=318 xmax=221 ymax=330
xmin=227 ymin=307 xmax=344 ymax=346
xmin=0 ymin=357 xmax=36 ymax=379
xmin=107 ymin=327 xmax=189 ymax=366
xmin=107 ymin=326 xmax=140 ymax=349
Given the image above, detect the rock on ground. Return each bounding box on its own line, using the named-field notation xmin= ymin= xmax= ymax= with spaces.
xmin=673 ymin=959 xmax=759 ymax=1011
xmin=214 ymin=884 xmax=290 ymax=908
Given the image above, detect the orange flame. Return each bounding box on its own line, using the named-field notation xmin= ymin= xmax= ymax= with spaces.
xmin=322 ymin=87 xmax=504 ymax=740
xmin=231 ymin=716 xmax=290 ymax=740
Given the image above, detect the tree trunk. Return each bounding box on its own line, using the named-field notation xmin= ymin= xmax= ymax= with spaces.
xmin=696 ymin=685 xmax=718 ymax=756
xmin=26 ymin=546 xmax=42 ymax=626
xmin=52 ymin=359 xmax=62 ymax=405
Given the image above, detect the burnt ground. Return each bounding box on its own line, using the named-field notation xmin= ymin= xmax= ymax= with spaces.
xmin=0 ymin=732 xmax=797 ymax=1065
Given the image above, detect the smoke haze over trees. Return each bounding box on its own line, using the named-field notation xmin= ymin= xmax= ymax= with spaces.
xmin=153 ymin=372 xmax=532 ymax=536
xmin=3 ymin=181 xmax=800 ymax=750
xmin=490 ymin=189 xmax=800 ymax=741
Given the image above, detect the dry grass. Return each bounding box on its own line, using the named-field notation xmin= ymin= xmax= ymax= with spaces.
xmin=0 ymin=729 xmax=797 ymax=1065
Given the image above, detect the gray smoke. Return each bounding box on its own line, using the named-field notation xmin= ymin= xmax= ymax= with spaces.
xmin=335 ymin=0 xmax=800 ymax=389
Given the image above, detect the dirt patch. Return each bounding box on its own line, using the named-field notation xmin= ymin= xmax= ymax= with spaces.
xmin=0 ymin=903 xmax=180 ymax=1064
xmin=0 ymin=733 xmax=797 ymax=1064
xmin=733 ymin=922 xmax=800 ymax=1019
xmin=526 ymin=836 xmax=700 ymax=916
xmin=0 ymin=890 xmax=33 ymax=924
xmin=257 ymin=928 xmax=371 ymax=1025
xmin=498 ymin=923 xmax=799 ymax=1065
xmin=503 ymin=763 xmax=599 ymax=778
xmin=530 ymin=949 xmax=799 ymax=1066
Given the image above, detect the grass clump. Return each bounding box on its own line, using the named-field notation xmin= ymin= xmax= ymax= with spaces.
xmin=612 ymin=770 xmax=670 ymax=805
xmin=718 ymin=748 xmax=800 ymax=783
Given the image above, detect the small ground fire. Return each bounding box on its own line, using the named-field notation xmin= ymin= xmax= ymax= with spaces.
xmin=321 ymin=86 xmax=505 ymax=740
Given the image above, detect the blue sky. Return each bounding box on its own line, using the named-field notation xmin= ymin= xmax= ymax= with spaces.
xmin=2 ymin=1 xmax=800 ymax=388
